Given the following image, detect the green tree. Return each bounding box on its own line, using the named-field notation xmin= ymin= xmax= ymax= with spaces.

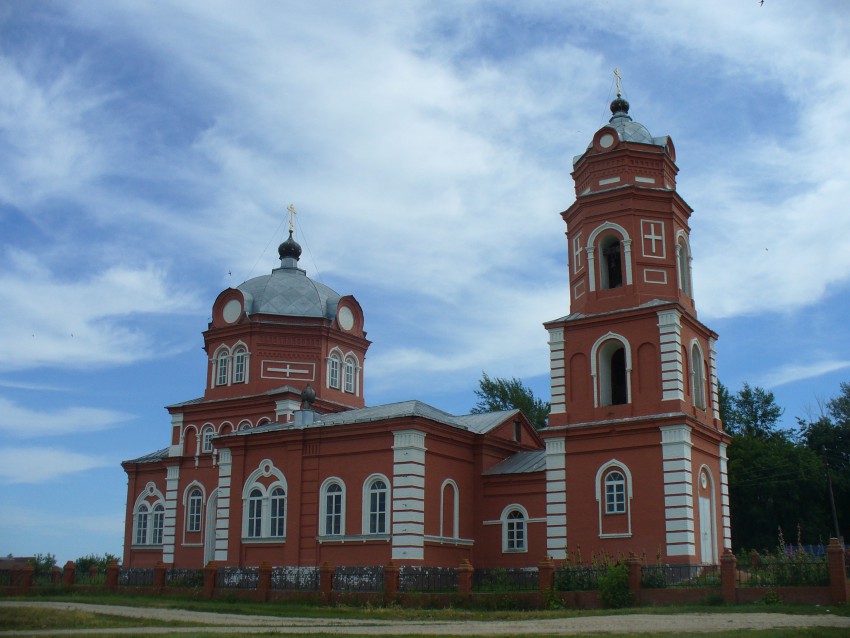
xmin=471 ymin=372 xmax=550 ymax=429
xmin=725 ymin=382 xmax=783 ymax=439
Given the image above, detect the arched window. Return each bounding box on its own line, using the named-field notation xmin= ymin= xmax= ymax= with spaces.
xmin=232 ymin=347 xmax=247 ymax=384
xmin=677 ymin=236 xmax=692 ymax=296
xmin=216 ymin=349 xmax=229 ymax=386
xmin=328 ymin=353 xmax=341 ymax=389
xmin=238 ymin=419 xmax=252 ymax=431
xmin=187 ymin=488 xmax=203 ymax=533
xmin=134 ymin=503 xmax=149 ymax=545
xmin=440 ymin=479 xmax=459 ymax=538
xmin=151 ymin=504 xmax=165 ymax=545
xmin=604 ymin=471 xmax=626 ymax=514
xmin=320 ymin=480 xmax=345 ymax=536
xmin=344 ymin=356 xmax=356 ymax=393
xmin=691 ymin=342 xmax=706 ymax=409
xmin=600 ymin=234 xmax=623 ymax=289
xmin=502 ymin=506 xmax=527 ymax=552
xmin=270 ymin=487 xmax=286 ymax=537
xmin=595 ymin=461 xmax=633 ymax=538
xmin=201 ymin=425 xmax=215 ymax=453
xmin=241 ymin=460 xmax=288 ymax=541
xmin=364 ymin=477 xmax=388 ymax=534
xmin=597 ymin=339 xmax=628 ymax=406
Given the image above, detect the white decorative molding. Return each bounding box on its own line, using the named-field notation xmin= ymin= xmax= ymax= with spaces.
xmin=544 ymin=437 xmax=567 ymax=558
xmin=719 ymin=443 xmax=732 ymax=550
xmin=214 ymin=448 xmax=232 ymax=562
xmin=548 ymin=329 xmax=566 ymax=415
xmin=162 ymin=466 xmax=180 ymax=564
xmin=657 ymin=310 xmax=684 ymax=401
xmin=660 ymin=425 xmax=695 ymax=557
xmin=709 ymin=338 xmax=720 ymax=421
xmin=643 ymin=268 xmax=668 ymax=284
xmin=392 ymin=430 xmax=426 ymax=560
xmin=640 ymin=220 xmax=666 ymax=259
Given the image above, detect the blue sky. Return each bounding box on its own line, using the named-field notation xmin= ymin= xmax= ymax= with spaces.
xmin=1 ymin=1 xmax=849 ymax=563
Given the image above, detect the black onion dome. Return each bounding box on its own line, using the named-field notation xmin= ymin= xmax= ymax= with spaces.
xmin=610 ymin=96 xmax=630 ymax=116
xmin=278 ymin=230 xmax=302 ymax=261
xmin=301 ymin=384 xmax=316 ymax=408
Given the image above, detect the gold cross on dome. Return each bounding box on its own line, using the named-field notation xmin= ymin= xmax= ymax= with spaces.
xmin=287 ymin=203 xmax=297 ymax=232
xmin=614 ymin=68 xmax=622 ymax=97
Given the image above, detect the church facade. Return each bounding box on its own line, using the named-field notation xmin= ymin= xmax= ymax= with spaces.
xmin=122 ymin=96 xmax=730 ymax=569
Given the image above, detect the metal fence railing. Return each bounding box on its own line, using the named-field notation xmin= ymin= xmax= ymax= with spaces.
xmin=118 ymin=568 xmax=154 ymax=587
xmin=333 ymin=566 xmax=384 ymax=592
xmin=399 ymin=566 xmax=458 ymax=592
xmin=271 ymin=566 xmax=320 ymax=591
xmin=473 ymin=568 xmax=538 ymax=592
xmin=166 ymin=568 xmax=205 ymax=588
xmin=641 ymin=564 xmax=721 ymax=589
xmin=554 ymin=566 xmax=607 ymax=591
xmin=216 ymin=567 xmax=259 ymax=590
xmin=737 ymin=561 xmax=829 ymax=587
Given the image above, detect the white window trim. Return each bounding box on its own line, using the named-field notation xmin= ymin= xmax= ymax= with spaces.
xmin=241 ymin=460 xmax=288 ymax=541
xmin=440 ymin=479 xmax=460 ymax=539
xmin=327 ymin=349 xmax=343 ymax=390
xmin=586 ymin=222 xmax=633 ymax=292
xmin=232 ymin=342 xmax=250 ymax=384
xmin=319 ymin=477 xmax=346 ymax=537
xmin=595 ymin=460 xmax=633 ymax=539
xmin=676 ymin=230 xmax=693 ymax=297
xmin=201 ymin=424 xmax=216 ymax=454
xmin=132 ymin=482 xmax=166 ymax=547
xmin=237 ymin=419 xmax=253 ymax=431
xmin=213 ymin=345 xmax=231 ymax=387
xmin=343 ymin=353 xmax=360 ymax=395
xmin=590 ymin=332 xmax=632 ymax=407
xmin=361 ymin=473 xmax=390 ymax=535
xmin=182 ymin=482 xmax=205 ymax=538
xmin=500 ymin=504 xmax=529 ymax=553
xmin=690 ymin=339 xmax=706 ymax=410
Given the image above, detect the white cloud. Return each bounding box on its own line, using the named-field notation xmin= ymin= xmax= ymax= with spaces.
xmin=0 ymin=397 xmax=132 ymax=438
xmin=0 ymin=250 xmax=200 ymax=370
xmin=0 ymin=447 xmax=112 ymax=484
xmin=759 ymin=359 xmax=850 ymax=390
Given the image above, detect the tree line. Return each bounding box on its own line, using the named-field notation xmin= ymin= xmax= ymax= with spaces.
xmin=473 ymin=374 xmax=850 ymax=551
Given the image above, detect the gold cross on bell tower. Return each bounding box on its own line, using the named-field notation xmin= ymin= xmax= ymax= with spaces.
xmin=614 ymin=68 xmax=622 ymax=97
xmin=287 ymin=203 xmax=297 ymax=233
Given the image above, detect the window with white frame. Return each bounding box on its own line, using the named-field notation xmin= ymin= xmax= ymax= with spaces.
xmin=187 ymin=488 xmax=203 ymax=533
xmin=135 ymin=503 xmax=149 ymax=545
xmin=605 ymin=471 xmax=626 ymax=514
xmin=344 ymin=356 xmax=356 ymax=393
xmin=241 ymin=468 xmax=287 ymax=541
xmin=596 ymin=338 xmax=629 ymax=406
xmin=216 ymin=349 xmax=229 ymax=386
xmin=677 ymin=236 xmax=691 ymax=296
xmin=364 ymin=477 xmax=388 ymax=534
xmin=440 ymin=479 xmax=459 ymax=538
xmin=691 ymin=342 xmax=706 ymax=409
xmin=133 ymin=483 xmax=166 ymax=546
xmin=233 ymin=347 xmax=247 ymax=383
xmin=328 ymin=353 xmax=341 ymax=389
xmin=201 ymin=426 xmax=215 ymax=453
xmin=503 ymin=507 xmax=527 ymax=552
xmin=320 ymin=480 xmax=345 ymax=536
xmin=599 ymin=234 xmax=623 ymax=289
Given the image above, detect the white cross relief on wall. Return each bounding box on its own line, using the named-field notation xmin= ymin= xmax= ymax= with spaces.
xmin=261 ymin=360 xmax=315 ymax=381
xmin=641 ymin=220 xmax=666 ymax=258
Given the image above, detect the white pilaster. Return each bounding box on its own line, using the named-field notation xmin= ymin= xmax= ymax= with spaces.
xmin=548 ymin=328 xmax=566 ymax=415
xmin=544 ymin=437 xmax=567 ymax=559
xmin=214 ymin=448 xmax=232 ymax=562
xmin=719 ymin=442 xmax=731 ymax=550
xmin=709 ymin=338 xmax=720 ymax=421
xmin=392 ymin=430 xmax=427 ymax=560
xmin=275 ymin=398 xmax=301 ymax=423
xmin=169 ymin=412 xmax=184 ymax=457
xmin=660 ymin=425 xmax=695 ymax=557
xmin=162 ymin=465 xmax=180 ymax=564
xmin=657 ymin=309 xmax=684 ymax=401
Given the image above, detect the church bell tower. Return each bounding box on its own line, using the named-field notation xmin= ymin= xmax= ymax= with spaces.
xmin=541 ymin=85 xmax=731 ymax=564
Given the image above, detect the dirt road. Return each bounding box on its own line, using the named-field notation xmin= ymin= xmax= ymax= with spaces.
xmin=2 ymin=601 xmax=849 ymax=635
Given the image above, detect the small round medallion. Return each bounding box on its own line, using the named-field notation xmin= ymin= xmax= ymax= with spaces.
xmin=223 ymin=299 xmax=242 ymax=323
xmin=599 ymin=133 xmax=615 ymax=148
xmin=338 ymin=306 xmax=354 ymax=331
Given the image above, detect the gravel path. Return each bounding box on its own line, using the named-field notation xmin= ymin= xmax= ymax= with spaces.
xmin=2 ymin=601 xmax=850 ymax=635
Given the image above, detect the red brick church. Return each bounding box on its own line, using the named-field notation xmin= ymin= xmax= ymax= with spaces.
xmin=122 ymin=94 xmax=730 ymax=569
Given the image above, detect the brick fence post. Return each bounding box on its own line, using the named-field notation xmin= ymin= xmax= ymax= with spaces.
xmin=720 ymin=549 xmax=737 ymax=604
xmin=153 ymin=562 xmax=166 ymax=593
xmin=258 ymin=561 xmax=272 ymax=601
xmin=203 ymin=561 xmax=218 ymax=599
xmin=106 ymin=560 xmax=120 ymax=592
xmin=457 ymin=559 xmax=473 ymax=596
xmin=51 ymin=565 xmax=61 ymax=585
xmin=62 ymin=561 xmax=76 ymax=587
xmin=625 ymin=554 xmax=642 ymax=605
xmin=384 ymin=560 xmax=400 ymax=604
xmin=827 ymin=537 xmax=849 ymax=604
xmin=21 ymin=564 xmax=34 ymax=591
xmin=538 ymin=557 xmax=555 ymax=594
xmin=319 ymin=561 xmax=334 ymax=604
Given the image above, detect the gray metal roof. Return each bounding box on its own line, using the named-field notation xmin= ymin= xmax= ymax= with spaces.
xmin=547 ymin=298 xmax=671 ymax=324
xmin=167 ymin=385 xmax=302 ymax=409
xmin=123 ymin=447 xmax=169 ymax=464
xmin=227 ymin=401 xmax=520 ymax=436
xmin=483 ymin=450 xmax=547 ymax=476
xmin=238 ymin=264 xmax=341 ymax=320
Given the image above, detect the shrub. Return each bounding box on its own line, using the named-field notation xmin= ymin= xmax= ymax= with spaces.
xmin=598 ymin=564 xmax=632 ymax=609
xmin=28 ymin=554 xmax=56 ymax=579
xmin=74 ymin=553 xmax=119 ymax=573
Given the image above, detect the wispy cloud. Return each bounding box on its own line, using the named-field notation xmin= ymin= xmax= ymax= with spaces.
xmin=759 ymin=359 xmax=850 ymax=390
xmin=0 ymin=398 xmax=132 ymax=438
xmin=0 ymin=447 xmax=112 ymax=483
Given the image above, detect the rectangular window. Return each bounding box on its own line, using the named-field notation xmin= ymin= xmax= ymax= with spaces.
xmin=187 ymin=492 xmax=202 ymax=533
xmin=233 ymin=351 xmax=245 ymax=383
xmin=325 ymin=493 xmax=341 ymax=535
xmin=151 ymin=507 xmax=165 ymax=545
xmin=135 ymin=511 xmax=148 ymax=545
xmin=270 ymin=491 xmax=285 ymax=537
xmin=605 ymin=482 xmax=626 ymax=514
xmin=248 ymin=497 xmax=262 ymax=538
xmin=370 ymin=491 xmax=386 ymax=534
